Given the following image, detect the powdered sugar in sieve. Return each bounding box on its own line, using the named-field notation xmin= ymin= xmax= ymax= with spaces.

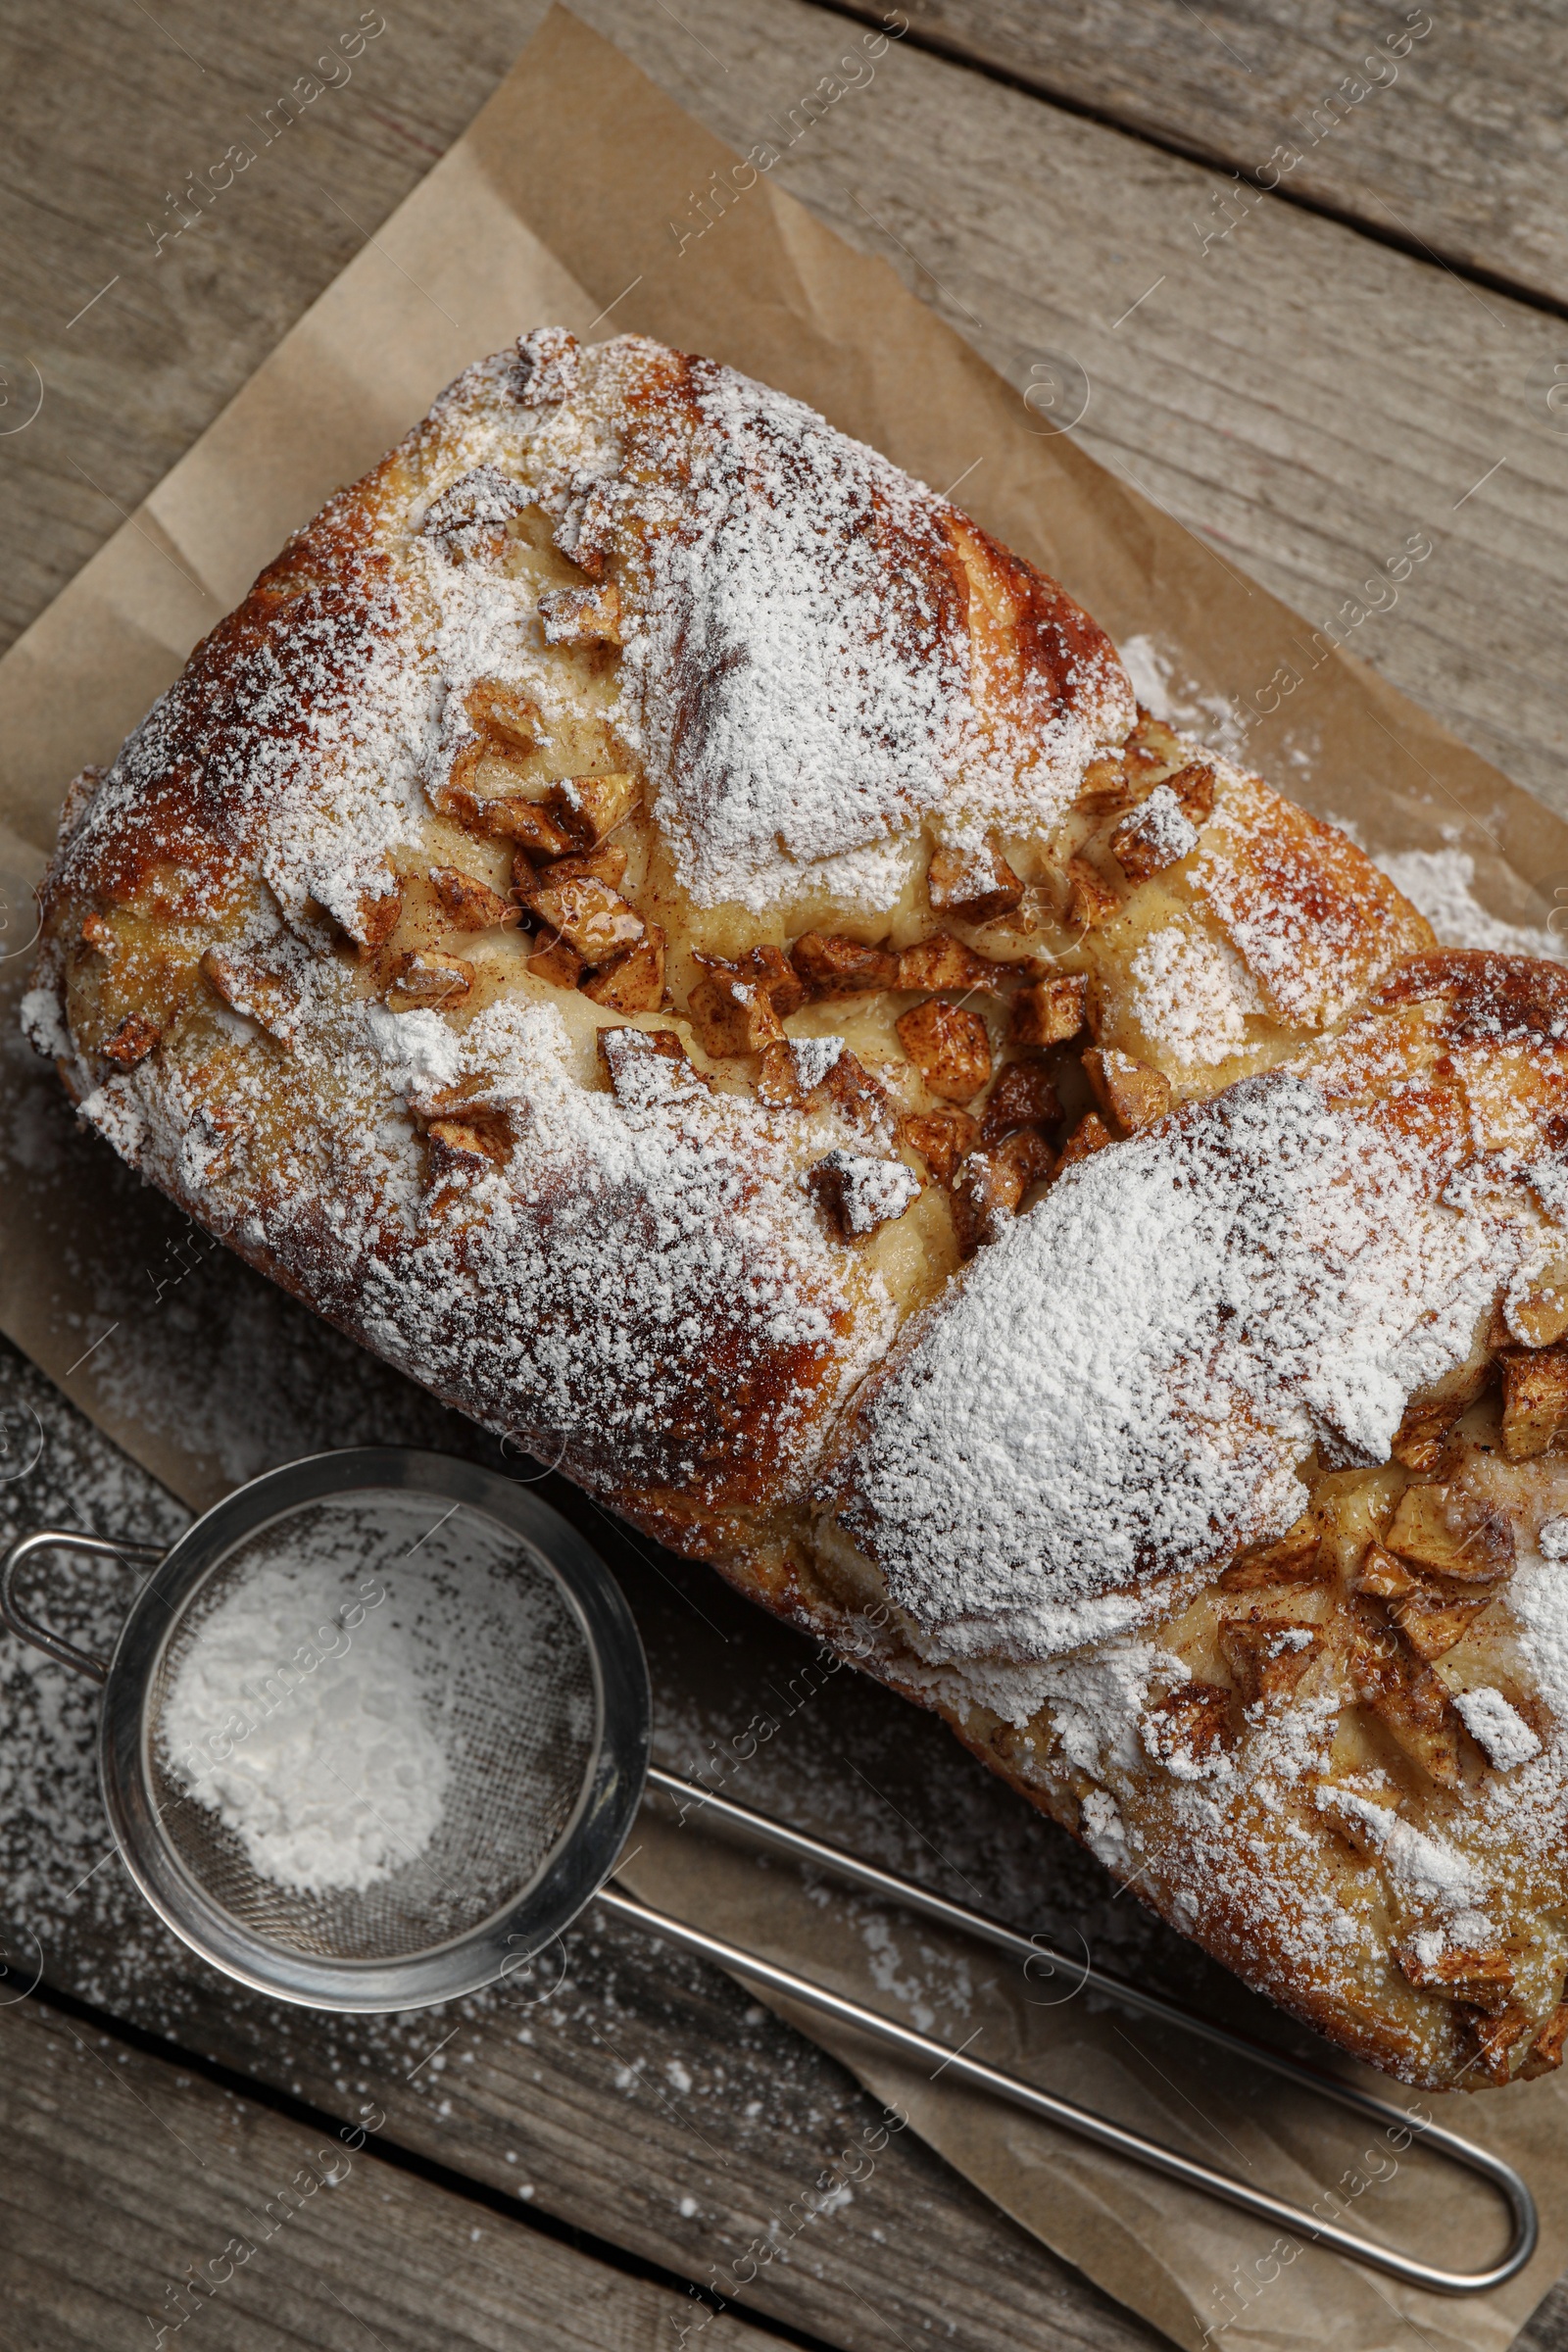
xmin=147 ymin=1490 xmax=598 ymax=1962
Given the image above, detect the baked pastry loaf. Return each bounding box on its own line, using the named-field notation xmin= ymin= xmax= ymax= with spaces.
xmin=27 ymin=328 xmax=1568 ymax=2088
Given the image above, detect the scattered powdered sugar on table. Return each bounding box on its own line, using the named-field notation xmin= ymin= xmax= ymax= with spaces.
xmin=1366 ymin=846 xmax=1563 ymax=960
xmin=1329 ymin=820 xmax=1564 ymax=961
xmin=838 ymin=1068 xmax=1528 ymax=1660
xmin=163 ymin=1550 xmax=451 ymax=1894
xmin=1116 ymin=631 xmax=1248 ymax=757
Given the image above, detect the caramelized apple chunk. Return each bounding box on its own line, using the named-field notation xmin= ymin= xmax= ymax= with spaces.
xmin=1058 ymin=1110 xmax=1114 ymax=1165
xmin=1141 ymin=1682 xmax=1233 ymax=1771
xmin=950 ymin=1130 xmax=1054 ymax=1255
xmin=546 ymin=772 xmax=641 ymax=847
xmin=1218 ymin=1523 xmax=1327 ymax=1592
xmin=1108 ymin=785 xmax=1200 ymax=884
xmin=201 ymin=947 xmax=302 ymax=1044
xmin=527 ymin=934 xmax=583 ymax=988
xmin=901 ymin=1108 xmax=978 ymax=1187
xmin=1009 ymin=972 xmax=1088 ymax=1049
xmin=1467 ymin=2005 xmax=1535 ymax=2086
xmin=1353 ymin=1543 xmax=1418 ymax=1600
xmin=697 ymin=946 xmax=805 ymax=1017
xmin=1083 ymin=1047 xmax=1172 ymax=1132
xmin=431 ymin=866 xmax=515 ymax=931
xmin=344 ymin=879 xmax=404 ymax=953
xmin=1524 ymin=2002 xmax=1568 ymax=2080
xmin=978 ymin=1060 xmax=1060 ymax=1148
xmin=437 ymin=787 xmax=574 ymax=859
xmin=514 ymin=844 xmax=629 ymax=903
xmin=1217 ymin=1618 xmax=1322 ymax=1705
xmin=808 ymin=1150 xmax=921 ymax=1239
xmin=1384 ymin=1484 xmax=1515 ymax=1582
xmin=1347 ymin=1603 xmax=1461 ymax=1788
xmin=539 ymin=581 xmax=621 ymax=645
xmin=821 ymin=1050 xmax=896 ymax=1140
xmin=896 ymin=1000 xmax=993 ymax=1102
xmin=926 ymin=841 xmax=1024 ymax=923
xmin=581 ymin=924 xmax=665 ymax=1012
xmin=1393 ymin=1591 xmax=1493 ymax=1662
xmin=387 ymin=951 xmax=473 ymax=1008
xmin=527 ymin=873 xmax=644 ymax=968
xmin=895 ymin=935 xmax=1004 ymax=994
xmin=687 ymin=971 xmax=785 ymax=1057
xmin=103 ymin=1012 xmax=161 ymax=1066
xmin=791 ymin=932 xmax=899 ymax=999
xmin=426 ymin=1117 xmax=510 ymax=1178
xmin=1499 ymin=1347 xmax=1568 ymax=1460
xmin=1395 ymin=1941 xmax=1515 ymax=2011
xmin=597 ymin=1024 xmax=695 ymax=1100
xmin=463 ymin=677 xmax=539 ymax=754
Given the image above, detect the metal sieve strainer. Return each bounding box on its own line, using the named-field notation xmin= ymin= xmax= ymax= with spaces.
xmin=1 ymin=1449 xmax=644 ymax=2012
xmin=0 ymin=1446 xmax=1539 ymax=2294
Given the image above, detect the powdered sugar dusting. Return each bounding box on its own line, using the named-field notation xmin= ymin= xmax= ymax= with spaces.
xmin=1128 ymin=921 xmax=1261 ymax=1066
xmin=1311 ymin=1790 xmax=1481 ymax=1909
xmin=622 ymin=365 xmax=962 ymax=908
xmin=1452 ymin=1687 xmax=1542 ymax=1771
xmin=837 ymin=1069 xmax=1528 ymax=1659
xmin=790 ymin=1036 xmax=846 ymax=1092
xmin=589 ymin=350 xmax=1130 ymax=912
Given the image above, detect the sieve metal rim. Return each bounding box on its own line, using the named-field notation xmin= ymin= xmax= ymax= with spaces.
xmin=96 ymin=1447 xmax=650 ymax=2012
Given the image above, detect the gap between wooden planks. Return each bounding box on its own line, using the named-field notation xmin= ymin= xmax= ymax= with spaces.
xmin=812 ymin=0 xmax=1568 ymax=318
xmin=0 ymin=1991 xmax=789 ymax=2352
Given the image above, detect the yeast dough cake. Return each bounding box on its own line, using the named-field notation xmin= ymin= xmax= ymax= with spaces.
xmin=27 ymin=326 xmax=1568 ymax=2088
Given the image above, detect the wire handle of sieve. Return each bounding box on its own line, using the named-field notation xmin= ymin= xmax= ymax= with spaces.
xmin=647 ymin=1764 xmax=1418 ymax=2110
xmin=0 ymin=1528 xmax=168 ymax=1685
xmin=596 ymin=1879 xmax=1535 ymax=2296
xmin=632 ymin=1764 xmax=1539 ymax=2295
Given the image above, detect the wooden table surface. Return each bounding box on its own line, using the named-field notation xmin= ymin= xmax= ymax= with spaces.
xmin=2 ymin=5 xmax=1567 ymax=2349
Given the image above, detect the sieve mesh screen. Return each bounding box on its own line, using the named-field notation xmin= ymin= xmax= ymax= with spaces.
xmin=146 ymin=1489 xmax=599 ymax=1963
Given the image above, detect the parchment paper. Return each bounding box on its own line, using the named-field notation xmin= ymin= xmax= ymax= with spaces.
xmin=3 ymin=12 xmax=1568 ymax=2346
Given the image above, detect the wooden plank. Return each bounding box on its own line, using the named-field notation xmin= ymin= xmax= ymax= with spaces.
xmin=0 ymin=1991 xmax=781 ymax=2352
xmin=817 ymin=1 xmax=1568 ymax=315
xmin=0 ymin=0 xmax=538 ymax=654
xmin=1524 ymin=2282 xmax=1568 ymax=2352
xmin=573 ymin=0 xmax=1568 ymax=822
xmin=0 ymin=1332 xmax=1164 ymax=2352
